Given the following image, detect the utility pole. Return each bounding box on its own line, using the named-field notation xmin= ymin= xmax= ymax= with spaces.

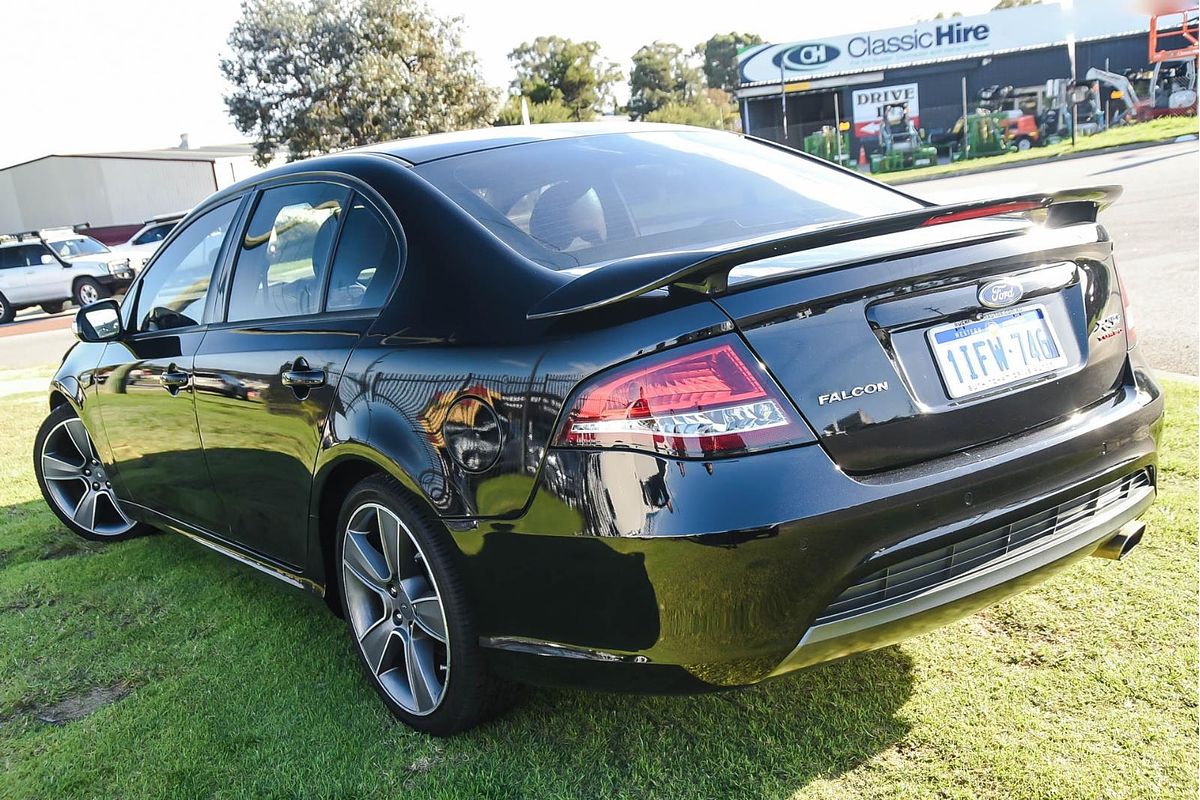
xmin=833 ymin=92 xmax=843 ymax=163
xmin=779 ymin=60 xmax=789 ymax=141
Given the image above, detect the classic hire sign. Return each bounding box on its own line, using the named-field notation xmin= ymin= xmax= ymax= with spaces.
xmin=737 ymin=1 xmax=1149 ymax=85
xmin=852 ymin=83 xmax=919 ymax=138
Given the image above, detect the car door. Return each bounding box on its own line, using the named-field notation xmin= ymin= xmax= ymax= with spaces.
xmin=0 ymin=246 xmax=32 ymax=302
xmin=93 ymin=198 xmax=244 ymax=534
xmin=23 ymin=244 xmax=69 ymax=301
xmin=193 ymin=182 xmax=401 ymax=568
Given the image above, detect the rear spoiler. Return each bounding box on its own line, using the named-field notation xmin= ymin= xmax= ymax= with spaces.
xmin=527 ymin=184 xmax=1121 ymax=320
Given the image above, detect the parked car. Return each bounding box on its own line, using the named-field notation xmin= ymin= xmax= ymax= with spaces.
xmin=0 ymin=230 xmax=134 ymax=322
xmin=34 ymin=123 xmax=1161 ymax=736
xmin=107 ymin=212 xmax=185 ymax=273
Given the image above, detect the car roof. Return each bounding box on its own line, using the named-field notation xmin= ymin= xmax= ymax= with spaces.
xmin=356 ymin=121 xmax=701 ymax=165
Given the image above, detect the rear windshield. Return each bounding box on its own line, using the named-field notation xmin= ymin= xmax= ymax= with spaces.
xmin=415 ymin=130 xmax=920 ymax=270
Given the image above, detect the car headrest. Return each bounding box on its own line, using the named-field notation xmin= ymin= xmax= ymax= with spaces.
xmin=528 ymin=181 xmax=595 ymax=251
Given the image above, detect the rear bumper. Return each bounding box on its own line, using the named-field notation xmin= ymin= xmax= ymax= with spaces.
xmin=463 ymin=356 xmax=1163 ymax=692
xmin=771 ymin=469 xmax=1154 ymax=676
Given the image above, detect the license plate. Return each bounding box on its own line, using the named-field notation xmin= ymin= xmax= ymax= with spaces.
xmin=928 ymin=305 xmax=1068 ymax=399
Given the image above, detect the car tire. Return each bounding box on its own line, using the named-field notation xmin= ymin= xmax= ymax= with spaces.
xmin=72 ymin=278 xmax=109 ymax=307
xmin=33 ymin=404 xmax=152 ymax=542
xmin=0 ymin=293 xmax=13 ymax=324
xmin=1015 ymin=136 xmax=1033 ymax=151
xmin=40 ymin=301 xmax=65 ymax=315
xmin=336 ymin=474 xmax=514 ymax=735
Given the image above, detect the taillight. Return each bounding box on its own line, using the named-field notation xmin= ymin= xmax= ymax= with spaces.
xmin=555 ymin=338 xmax=809 ymax=458
xmin=920 ymin=200 xmax=1043 ymax=226
xmin=1115 ymin=265 xmax=1137 ymax=350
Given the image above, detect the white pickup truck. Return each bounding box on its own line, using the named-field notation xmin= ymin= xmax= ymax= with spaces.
xmin=0 ymin=230 xmax=135 ymax=323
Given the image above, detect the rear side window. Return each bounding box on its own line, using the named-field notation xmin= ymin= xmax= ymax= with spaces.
xmin=135 ymin=200 xmax=238 ymax=332
xmin=325 ymin=195 xmax=400 ymax=311
xmin=227 ymin=183 xmax=349 ymax=322
xmin=415 ymin=130 xmax=919 ymax=270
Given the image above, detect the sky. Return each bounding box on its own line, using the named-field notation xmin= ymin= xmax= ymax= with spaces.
xmin=0 ymin=0 xmax=996 ymax=169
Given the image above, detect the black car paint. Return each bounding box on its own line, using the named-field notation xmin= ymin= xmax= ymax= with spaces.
xmin=48 ymin=128 xmax=1162 ymax=693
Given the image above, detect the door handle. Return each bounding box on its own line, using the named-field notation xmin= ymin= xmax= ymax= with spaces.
xmin=159 ymin=366 xmax=191 ymax=392
xmin=282 ymin=358 xmax=326 ymax=389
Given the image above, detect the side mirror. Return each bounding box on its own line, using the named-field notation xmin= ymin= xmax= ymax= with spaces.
xmin=73 ymin=299 xmax=123 ymax=342
xmin=41 ymin=254 xmax=56 ymax=265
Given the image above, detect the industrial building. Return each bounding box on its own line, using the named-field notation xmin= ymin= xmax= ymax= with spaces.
xmin=735 ymin=0 xmax=1180 ymax=151
xmin=0 ymin=144 xmax=268 ymax=237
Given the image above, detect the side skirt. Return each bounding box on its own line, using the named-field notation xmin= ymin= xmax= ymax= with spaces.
xmin=122 ymin=501 xmax=325 ymax=596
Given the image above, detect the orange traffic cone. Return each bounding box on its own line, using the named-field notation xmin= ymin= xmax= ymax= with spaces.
xmin=858 ymin=146 xmax=868 ymax=168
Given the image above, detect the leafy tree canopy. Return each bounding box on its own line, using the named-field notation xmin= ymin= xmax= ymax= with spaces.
xmin=695 ymin=32 xmax=763 ymax=92
xmin=221 ymin=0 xmax=496 ymax=165
xmin=644 ymin=88 xmax=739 ymax=130
xmin=494 ymin=96 xmax=576 ymax=126
xmin=507 ymin=36 xmax=622 ymax=120
xmin=628 ymin=41 xmax=702 ymax=121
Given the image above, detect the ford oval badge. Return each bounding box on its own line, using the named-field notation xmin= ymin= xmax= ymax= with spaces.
xmin=978 ymin=278 xmax=1024 ymax=309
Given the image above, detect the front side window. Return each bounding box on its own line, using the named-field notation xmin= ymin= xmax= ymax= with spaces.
xmin=415 ymin=130 xmax=920 ymax=270
xmin=0 ymin=248 xmax=22 ymax=269
xmin=325 ymin=195 xmax=400 ymax=311
xmin=0 ymin=245 xmax=47 ymax=268
xmin=226 ymin=183 xmax=349 ymax=322
xmin=134 ymin=200 xmax=238 ymax=332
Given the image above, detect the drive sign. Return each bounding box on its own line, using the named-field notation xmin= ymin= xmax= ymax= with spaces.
xmin=852 ymin=83 xmax=920 ymax=138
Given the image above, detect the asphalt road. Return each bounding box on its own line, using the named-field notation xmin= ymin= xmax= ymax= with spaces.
xmin=912 ymin=140 xmax=1199 ymax=375
xmin=0 ymin=140 xmax=1196 ymax=374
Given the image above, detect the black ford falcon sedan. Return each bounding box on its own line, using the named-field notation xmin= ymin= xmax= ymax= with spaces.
xmin=35 ymin=123 xmax=1161 ymax=735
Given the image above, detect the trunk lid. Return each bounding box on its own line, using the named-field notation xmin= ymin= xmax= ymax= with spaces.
xmin=716 ymin=219 xmax=1130 ymax=472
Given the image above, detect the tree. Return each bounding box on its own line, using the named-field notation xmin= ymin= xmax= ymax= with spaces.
xmin=992 ymin=0 xmax=1040 ymax=8
xmin=695 ymin=32 xmax=763 ymax=92
xmin=507 ymin=36 xmax=622 ymax=120
xmin=628 ymin=41 xmax=702 ymax=121
xmin=494 ymin=96 xmax=576 ymax=126
xmin=644 ymin=88 xmax=739 ymax=130
xmin=221 ymin=0 xmax=497 ymax=165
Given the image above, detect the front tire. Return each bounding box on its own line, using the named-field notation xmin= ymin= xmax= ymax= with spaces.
xmin=34 ymin=404 xmax=150 ymax=541
xmin=72 ymin=278 xmax=109 ymax=307
xmin=0 ymin=293 xmax=13 ymax=324
xmin=336 ymin=474 xmax=511 ymax=735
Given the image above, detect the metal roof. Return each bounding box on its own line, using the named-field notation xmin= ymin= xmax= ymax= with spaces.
xmin=0 ymin=143 xmax=257 ymax=172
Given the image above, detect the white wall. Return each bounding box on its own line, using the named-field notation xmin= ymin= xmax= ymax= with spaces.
xmin=0 ymin=156 xmax=219 ymax=232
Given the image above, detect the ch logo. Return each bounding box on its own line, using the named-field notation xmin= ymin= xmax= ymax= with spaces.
xmin=782 ymin=43 xmax=841 ymax=70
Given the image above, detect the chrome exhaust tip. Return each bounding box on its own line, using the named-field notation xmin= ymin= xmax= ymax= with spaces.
xmin=1093 ymin=520 xmax=1146 ymax=561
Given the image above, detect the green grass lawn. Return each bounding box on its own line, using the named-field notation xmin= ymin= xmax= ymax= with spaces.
xmin=0 ymin=366 xmax=1196 ymax=799
xmin=877 ymin=115 xmax=1200 ymax=184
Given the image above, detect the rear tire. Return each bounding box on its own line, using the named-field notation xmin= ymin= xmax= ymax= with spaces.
xmin=72 ymin=278 xmax=109 ymax=307
xmin=40 ymin=301 xmax=65 ymax=315
xmin=336 ymin=474 xmax=513 ymax=735
xmin=0 ymin=293 xmax=13 ymax=324
xmin=33 ymin=404 xmax=152 ymax=541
